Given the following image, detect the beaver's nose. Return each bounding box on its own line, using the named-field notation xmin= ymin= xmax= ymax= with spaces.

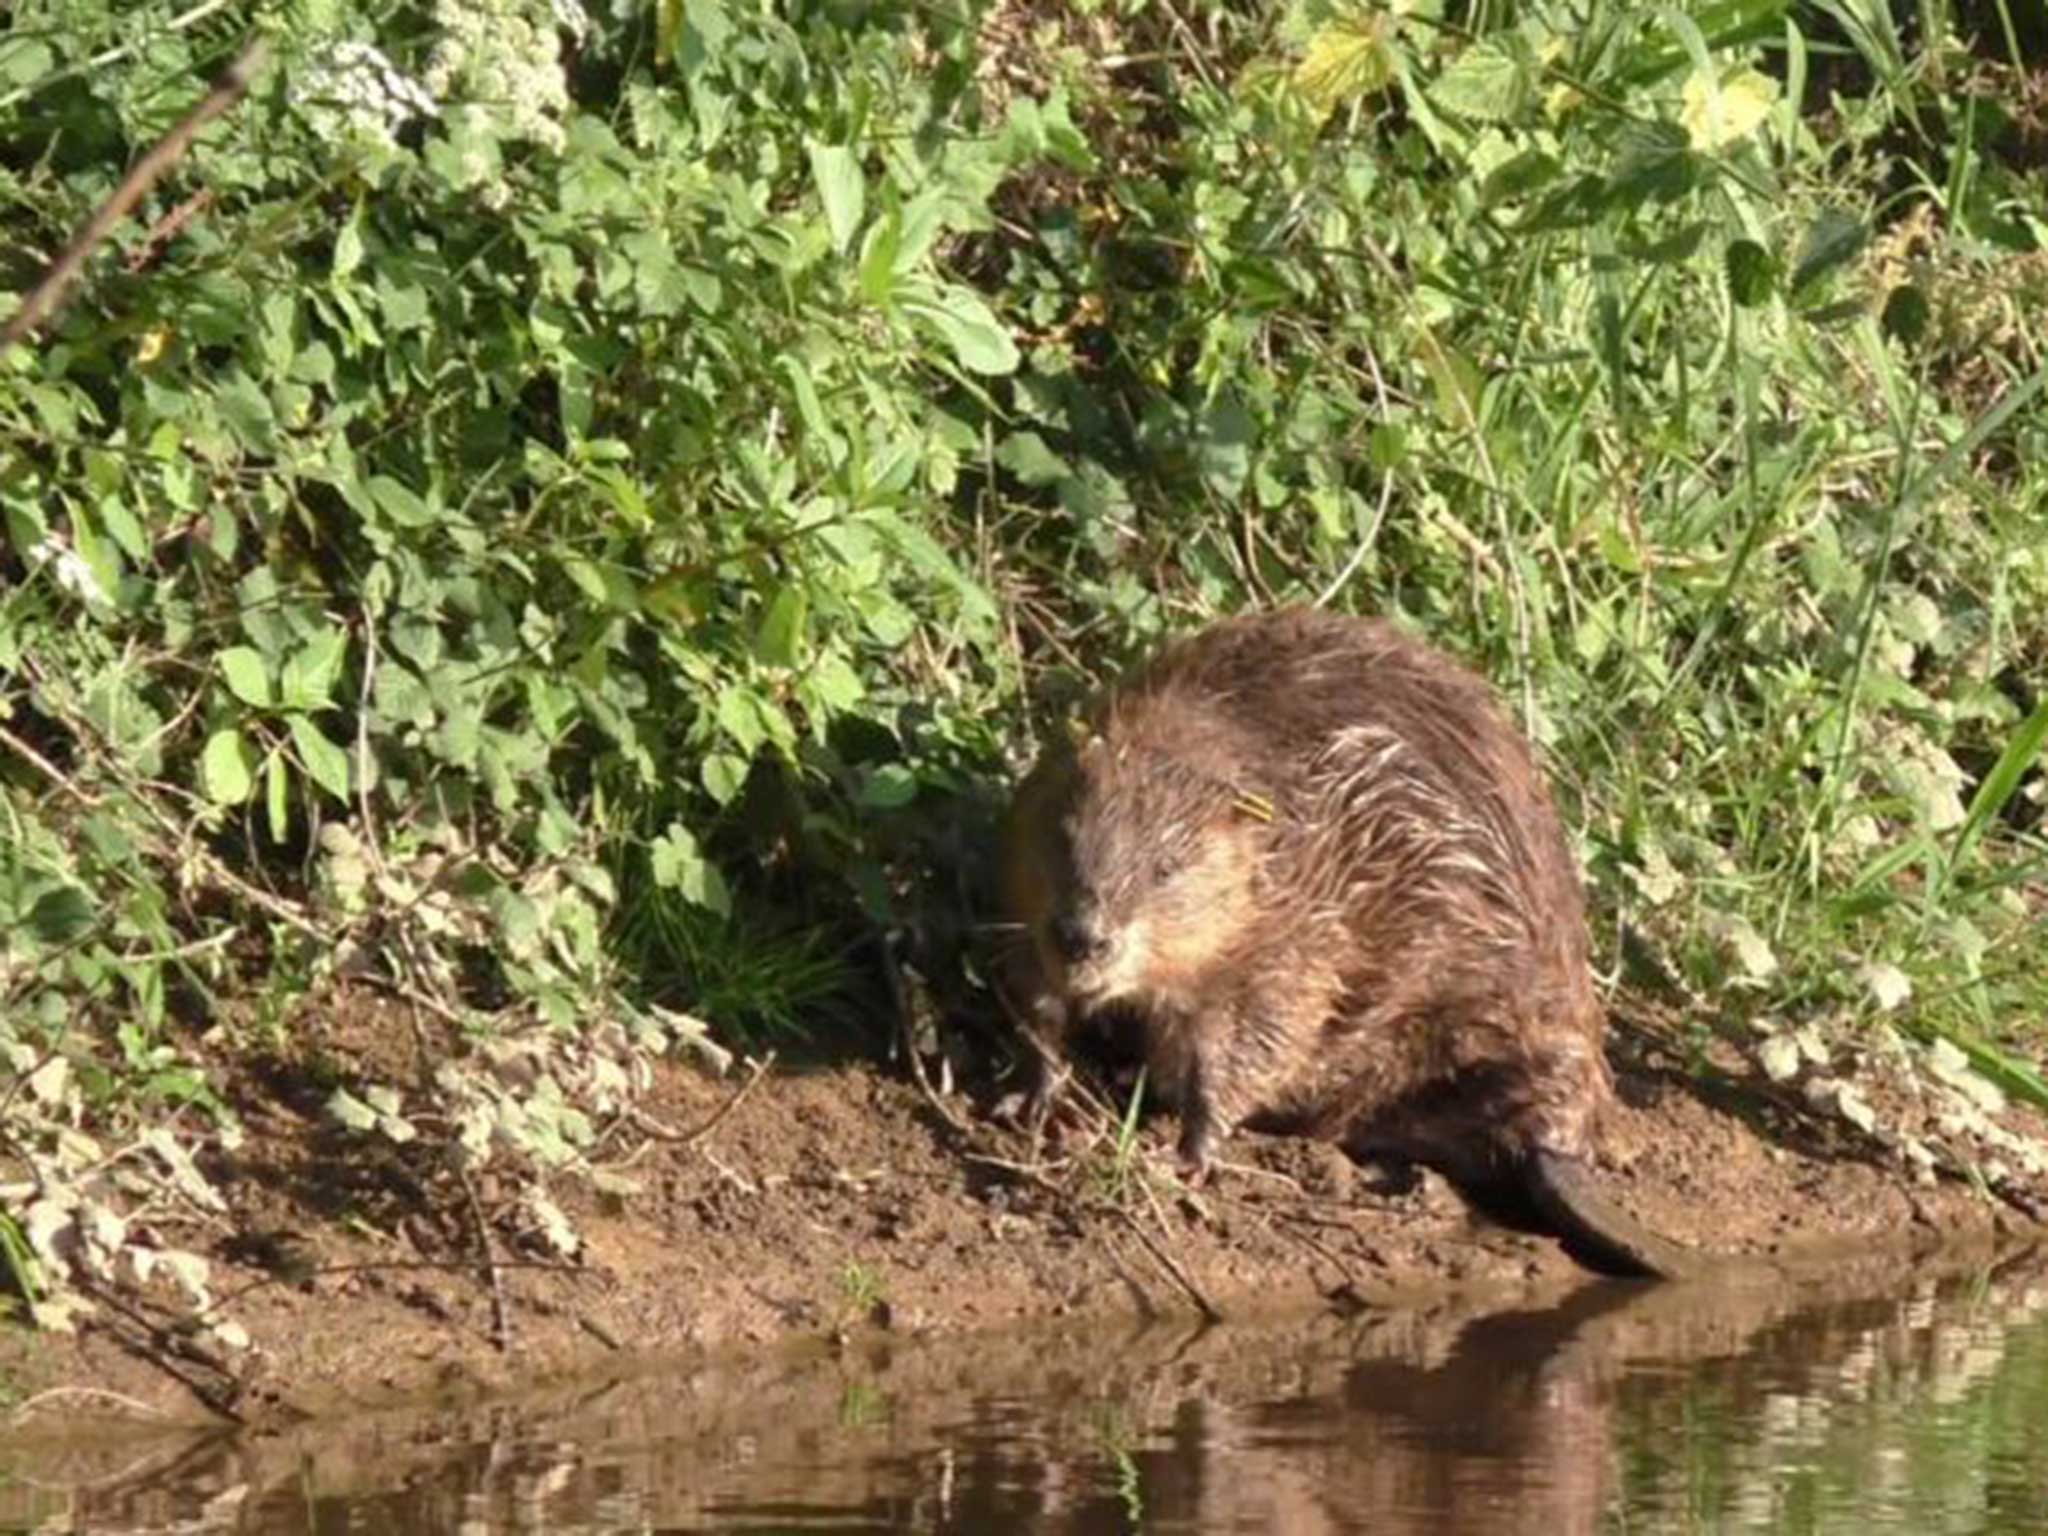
xmin=1050 ymin=912 xmax=1104 ymax=965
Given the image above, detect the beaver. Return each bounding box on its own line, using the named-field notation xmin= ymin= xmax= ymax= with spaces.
xmin=998 ymin=607 xmax=1695 ymax=1280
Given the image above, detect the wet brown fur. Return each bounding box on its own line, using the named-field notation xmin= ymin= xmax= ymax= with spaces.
xmin=1000 ymin=608 xmax=1693 ymax=1278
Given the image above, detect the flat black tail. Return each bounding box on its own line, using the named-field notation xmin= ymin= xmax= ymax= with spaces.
xmin=1526 ymin=1148 xmax=1699 ymax=1281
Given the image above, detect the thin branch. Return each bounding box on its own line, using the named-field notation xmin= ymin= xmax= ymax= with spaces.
xmin=1 ymin=35 xmax=270 ymax=353
xmin=625 ymin=1051 xmax=777 ymax=1145
xmin=881 ymin=935 xmax=973 ymax=1135
xmin=4 ymin=1384 xmax=172 ymax=1425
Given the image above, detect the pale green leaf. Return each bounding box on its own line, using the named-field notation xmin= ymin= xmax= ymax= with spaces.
xmin=755 ymin=585 xmax=807 ymax=667
xmin=266 ymin=749 xmax=290 ymax=842
xmin=1293 ymin=15 xmax=1393 ymax=115
xmin=1432 ymin=39 xmax=1528 ymax=123
xmin=202 ymin=728 xmax=255 ymax=805
xmin=1680 ymin=67 xmax=1780 ymax=151
xmin=288 ymin=714 xmax=351 ymax=801
xmin=901 ymin=284 xmax=1019 ymax=376
xmin=219 ymin=647 xmax=273 ymax=708
xmin=808 ymin=142 xmax=866 ymax=255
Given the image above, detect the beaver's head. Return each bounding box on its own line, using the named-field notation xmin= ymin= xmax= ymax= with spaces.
xmin=1029 ymin=723 xmax=1270 ymax=1010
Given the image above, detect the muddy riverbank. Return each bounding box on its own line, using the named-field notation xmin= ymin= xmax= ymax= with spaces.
xmin=3 ymin=993 xmax=2044 ymax=1430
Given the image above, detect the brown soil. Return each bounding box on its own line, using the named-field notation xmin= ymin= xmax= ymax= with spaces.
xmin=4 ymin=993 xmax=2044 ymax=1432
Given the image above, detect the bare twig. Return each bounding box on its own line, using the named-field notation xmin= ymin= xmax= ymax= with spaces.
xmin=200 ymin=1257 xmax=582 ymax=1320
xmin=1113 ymin=1207 xmax=1222 ymax=1322
xmin=3 ymin=1384 xmax=172 ymax=1425
xmin=881 ymin=935 xmax=973 ymax=1135
xmin=78 ymin=1291 xmax=243 ymax=1424
xmin=0 ymin=724 xmax=93 ymax=808
xmin=453 ymin=1157 xmax=511 ymax=1353
xmin=1 ymin=35 xmax=271 ymax=352
xmin=124 ymin=188 xmax=217 ymax=274
xmin=1316 ymin=341 xmax=1400 ymax=609
xmin=355 ymin=612 xmax=391 ymax=883
xmin=626 ymin=1051 xmax=777 ymax=1145
xmin=964 ymin=1150 xmax=1070 ymax=1190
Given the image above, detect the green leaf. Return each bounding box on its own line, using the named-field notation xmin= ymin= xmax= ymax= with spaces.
xmin=755 ymin=585 xmax=807 ymax=667
xmin=1480 ymin=149 xmax=1561 ymax=206
xmin=219 ymin=647 xmax=273 ymax=708
xmin=1790 ymin=209 xmax=1867 ymax=296
xmin=806 ymin=651 xmax=865 ymax=714
xmin=677 ymin=0 xmax=731 ymax=73
xmin=857 ymin=207 xmax=903 ymax=304
xmin=368 ymin=476 xmax=434 ymax=528
xmin=997 ymin=432 xmax=1071 ymax=486
xmin=27 ymin=886 xmax=95 ymax=945
xmin=777 ymin=355 xmax=846 ymax=461
xmin=266 ymin=750 xmax=290 ymax=842
xmin=901 ymin=284 xmax=1019 ymax=376
xmin=1603 ymin=122 xmax=1697 ymax=208
xmin=1882 ymin=284 xmax=1930 ymax=345
xmin=281 ymin=628 xmax=347 ymax=711
xmin=860 ymin=763 xmax=919 ymax=808
xmin=1293 ymin=14 xmax=1394 ymax=115
xmin=1947 ymin=698 xmax=2048 ymax=881
xmin=808 ymin=142 xmax=866 ymax=255
xmin=859 ymin=509 xmax=999 ymax=630
xmin=98 ymin=496 xmax=146 ymax=562
xmin=202 ymin=728 xmax=256 ymax=805
xmin=1196 ymin=396 xmax=1255 ymax=499
xmin=701 ymin=751 xmax=748 ymax=804
xmin=656 ymin=0 xmax=685 ymax=66
xmin=717 ymin=687 xmax=791 ymax=755
xmin=0 ymin=37 xmax=56 ymax=88
xmin=213 ymin=370 xmax=276 ymax=452
xmin=649 ymin=823 xmax=731 ymax=913
xmin=1680 ymin=66 xmax=1779 ymax=151
xmin=1432 ymin=39 xmax=1528 ymax=124
xmin=333 ymin=203 xmax=365 ymax=279
xmin=289 ymin=715 xmax=351 ymax=801
xmin=1726 ymin=239 xmax=1777 ymax=307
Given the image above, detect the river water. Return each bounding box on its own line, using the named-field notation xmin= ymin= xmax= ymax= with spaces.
xmin=6 ymin=1244 xmax=2047 ymax=1534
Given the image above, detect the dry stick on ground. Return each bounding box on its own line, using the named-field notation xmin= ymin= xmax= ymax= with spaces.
xmin=77 ymin=1284 xmax=244 ymax=1423
xmin=0 ymin=35 xmax=271 ymax=352
xmin=881 ymin=936 xmax=974 ymax=1136
xmin=625 ymin=1050 xmax=778 ymax=1145
xmin=454 ymin=1155 xmax=513 ymax=1353
xmin=1115 ymin=1206 xmax=1223 ymax=1322
xmin=3 ymin=1385 xmax=172 ymax=1425
xmin=197 ymin=1259 xmax=580 ymax=1323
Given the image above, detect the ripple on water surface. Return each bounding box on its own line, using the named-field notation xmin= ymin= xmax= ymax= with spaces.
xmin=6 ymin=1246 xmax=2048 ymax=1535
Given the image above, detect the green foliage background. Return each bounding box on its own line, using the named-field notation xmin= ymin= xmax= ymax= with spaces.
xmin=2 ymin=0 xmax=2045 ymax=1210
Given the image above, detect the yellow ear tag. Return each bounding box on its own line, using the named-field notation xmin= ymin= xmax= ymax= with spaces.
xmin=1232 ymin=790 xmax=1275 ymax=823
xmin=1064 ymin=716 xmax=1095 ymax=752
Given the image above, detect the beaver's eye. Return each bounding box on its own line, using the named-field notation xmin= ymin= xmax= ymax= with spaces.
xmin=1149 ymin=844 xmax=1186 ymax=883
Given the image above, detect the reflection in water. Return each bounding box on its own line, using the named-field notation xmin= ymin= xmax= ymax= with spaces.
xmin=6 ymin=1244 xmax=2048 ymax=1534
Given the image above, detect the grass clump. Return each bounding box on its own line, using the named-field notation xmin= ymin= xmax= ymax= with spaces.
xmin=0 ymin=0 xmax=2043 ymax=1329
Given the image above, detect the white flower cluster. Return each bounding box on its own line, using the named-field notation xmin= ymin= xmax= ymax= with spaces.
xmin=298 ymin=39 xmax=439 ymax=145
xmin=426 ymin=0 xmax=583 ymax=153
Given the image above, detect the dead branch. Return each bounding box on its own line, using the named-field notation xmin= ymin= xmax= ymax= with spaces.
xmin=1 ymin=35 xmax=270 ymax=352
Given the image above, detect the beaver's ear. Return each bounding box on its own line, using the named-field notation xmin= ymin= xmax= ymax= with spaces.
xmin=1230 ymin=789 xmax=1275 ymax=823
